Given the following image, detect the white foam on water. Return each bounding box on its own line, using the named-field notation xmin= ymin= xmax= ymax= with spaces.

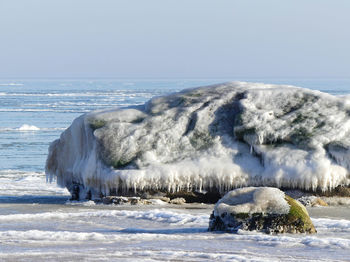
xmin=0 ymin=83 xmax=23 ymax=86
xmin=17 ymin=124 xmax=40 ymax=131
xmin=0 ymin=127 xmax=66 ymax=132
xmin=0 ymin=91 xmax=157 ymax=97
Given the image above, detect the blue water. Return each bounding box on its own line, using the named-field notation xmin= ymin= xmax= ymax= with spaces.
xmin=0 ymin=78 xmax=349 ymax=174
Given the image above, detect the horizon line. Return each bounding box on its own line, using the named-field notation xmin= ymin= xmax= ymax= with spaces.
xmin=0 ymin=76 xmax=350 ymax=80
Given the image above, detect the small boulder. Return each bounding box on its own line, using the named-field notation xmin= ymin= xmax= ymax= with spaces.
xmin=298 ymin=196 xmax=328 ymax=207
xmin=209 ymin=187 xmax=316 ymax=234
xmin=129 ymin=197 xmax=141 ymax=205
xmin=102 ymin=196 xmax=130 ymax=205
xmin=166 ymin=191 xmax=221 ymax=203
xmin=170 ymin=197 xmax=186 ymax=205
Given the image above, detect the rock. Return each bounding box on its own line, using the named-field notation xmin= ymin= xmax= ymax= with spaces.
xmin=69 ymin=184 xmax=80 ymax=201
xmin=318 ymin=185 xmax=350 ymax=197
xmin=157 ymin=197 xmax=171 ymax=203
xmin=111 ymin=196 xmax=129 ymax=205
xmin=209 ymin=187 xmax=316 ymax=234
xmin=102 ymin=196 xmax=113 ymax=204
xmin=102 ymin=196 xmax=131 ymax=205
xmin=140 ymin=199 xmax=153 ymax=205
xmin=170 ymin=197 xmax=186 ymax=205
xmin=141 ymin=191 xmax=167 ymax=199
xmin=142 ymin=193 xmax=171 ymax=203
xmin=101 ymin=196 xmax=155 ymax=205
xmin=46 ymin=82 xmax=350 ymax=199
xmin=312 ymin=198 xmax=328 ymax=207
xmin=129 ymin=197 xmax=141 ymax=205
xmin=298 ymin=196 xmax=328 ymax=207
xmin=166 ymin=191 xmax=221 ymax=204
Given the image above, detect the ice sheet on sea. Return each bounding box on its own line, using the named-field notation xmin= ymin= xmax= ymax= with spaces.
xmin=0 ymin=208 xmax=209 ymax=226
xmin=1 ymin=227 xmax=350 ymax=249
xmin=312 ymin=218 xmax=350 ymax=233
xmin=1 ymin=204 xmax=350 ymax=261
xmin=0 ymin=170 xmax=69 ymax=196
xmin=46 ymin=82 xmax=350 ymax=196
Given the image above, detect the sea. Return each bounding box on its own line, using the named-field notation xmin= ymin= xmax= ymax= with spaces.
xmin=0 ymin=78 xmax=349 ymax=261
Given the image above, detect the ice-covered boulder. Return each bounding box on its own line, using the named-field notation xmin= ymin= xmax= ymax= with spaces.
xmin=209 ymin=187 xmax=316 ymax=234
xmin=45 ymin=82 xmax=350 ymax=200
xmin=297 ymin=196 xmax=328 ymax=207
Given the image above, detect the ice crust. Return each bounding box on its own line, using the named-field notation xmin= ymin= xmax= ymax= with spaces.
xmin=214 ymin=187 xmax=290 ymax=217
xmin=46 ymin=82 xmax=350 ymax=198
xmin=1 ymin=205 xmax=350 ymax=261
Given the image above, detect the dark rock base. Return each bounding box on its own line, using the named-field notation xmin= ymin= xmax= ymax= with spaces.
xmin=209 ymin=212 xmax=316 ymax=234
xmin=68 ymin=182 xmax=223 ymax=203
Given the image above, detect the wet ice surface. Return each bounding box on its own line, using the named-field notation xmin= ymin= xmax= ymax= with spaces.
xmin=1 ymin=154 xmax=349 ymax=261
xmin=0 ymin=154 xmax=349 ymax=261
xmin=1 ymin=196 xmax=350 ymax=261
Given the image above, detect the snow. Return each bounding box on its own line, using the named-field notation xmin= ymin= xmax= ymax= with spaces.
xmin=0 ymin=203 xmax=350 ymax=262
xmin=214 ymin=187 xmax=290 ymax=217
xmin=46 ymin=82 xmax=350 ymax=197
xmin=0 ymin=208 xmax=209 ymax=226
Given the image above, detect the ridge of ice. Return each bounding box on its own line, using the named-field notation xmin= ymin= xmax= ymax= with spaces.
xmin=45 ymin=82 xmax=350 ymax=198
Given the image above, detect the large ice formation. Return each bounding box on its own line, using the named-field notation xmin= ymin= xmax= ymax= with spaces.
xmin=46 ymin=82 xmax=350 ymax=199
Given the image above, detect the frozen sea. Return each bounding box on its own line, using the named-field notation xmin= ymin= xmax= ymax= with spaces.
xmin=0 ymin=78 xmax=350 ymax=261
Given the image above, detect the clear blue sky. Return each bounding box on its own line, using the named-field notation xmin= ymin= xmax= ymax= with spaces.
xmin=0 ymin=0 xmax=349 ymax=78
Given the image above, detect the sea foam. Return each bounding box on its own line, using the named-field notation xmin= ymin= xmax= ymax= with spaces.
xmin=18 ymin=124 xmax=40 ymax=131
xmin=46 ymin=82 xmax=350 ymax=199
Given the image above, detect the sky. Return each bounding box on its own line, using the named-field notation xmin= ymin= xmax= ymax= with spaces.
xmin=0 ymin=0 xmax=349 ymax=78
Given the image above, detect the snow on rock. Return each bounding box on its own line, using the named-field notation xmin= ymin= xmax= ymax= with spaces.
xmin=213 ymin=187 xmax=290 ymax=217
xmin=45 ymin=82 xmax=350 ymax=199
xmin=209 ymin=187 xmax=316 ymax=234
